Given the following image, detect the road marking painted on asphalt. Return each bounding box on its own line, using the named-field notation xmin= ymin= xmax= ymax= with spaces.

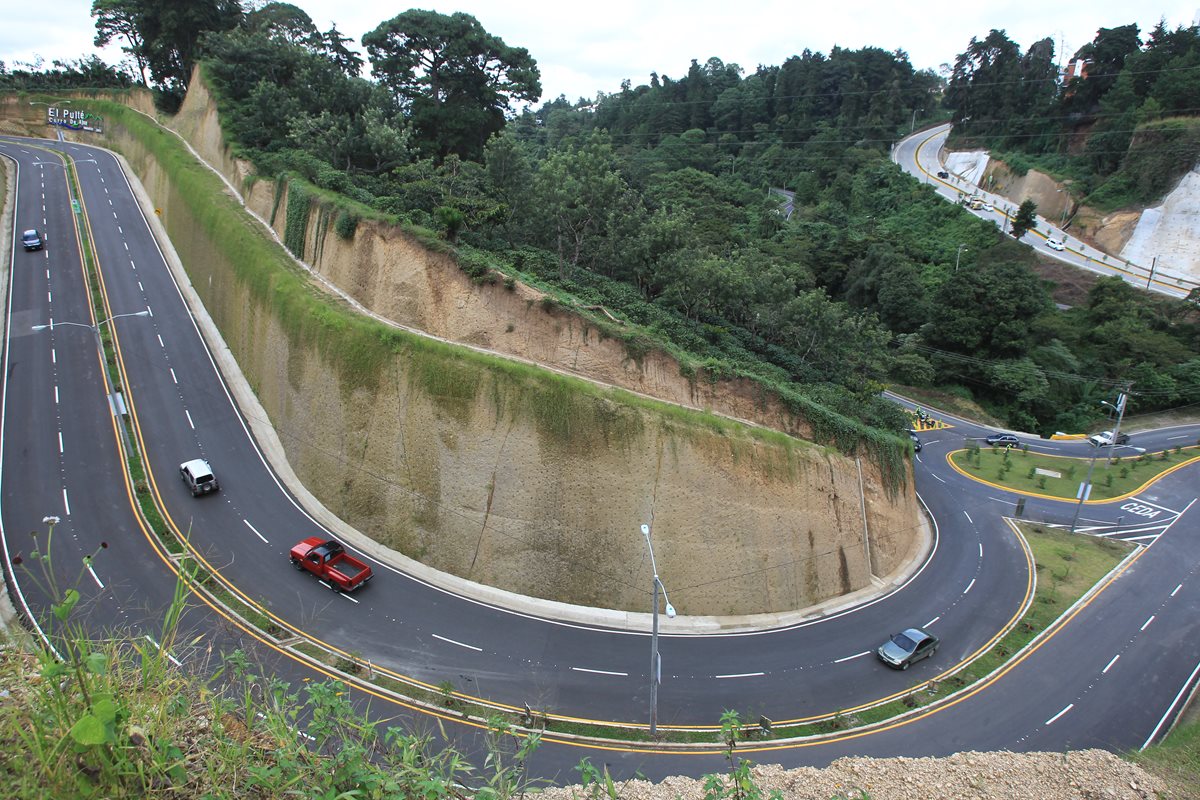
xmin=54 ymin=385 xmax=58 ymax=404
xmin=931 ymin=473 xmax=946 ymax=483
xmin=1124 ymin=534 xmax=1162 ymax=543
xmin=1103 ymin=654 xmax=1120 ymax=674
xmin=118 ymin=226 xmax=123 ymax=234
xmin=925 ymin=616 xmax=940 ymax=627
xmin=964 ymin=578 xmax=976 ymax=595
xmin=1127 ymin=497 xmax=1181 ymax=514
xmin=834 ymin=651 xmax=871 ymax=664
xmin=48 ymin=291 xmax=51 ymax=304
xmin=45 ymin=269 xmax=49 ymax=280
xmin=1045 ymin=703 xmax=1074 ymax=725
xmin=1167 ymin=435 xmax=1189 ymax=440
xmin=130 ymin=260 xmax=136 ymax=270
xmin=432 ymin=633 xmax=482 ymax=652
xmin=571 ymin=667 xmax=628 ymax=677
xmin=964 ymin=511 xmax=973 ymax=524
xmin=715 ymin=671 xmax=765 ymax=678
xmin=1143 ymin=657 xmax=1200 ymax=750
xmin=58 ymin=431 xmax=64 ymax=454
xmin=979 ymin=543 xmax=983 ymax=558
xmin=86 ymin=562 xmax=104 ymax=589
xmin=62 ymin=488 xmax=70 ymax=516
xmin=157 ymin=334 xmax=164 ymax=348
xmin=51 ymin=348 xmax=55 ymax=365
xmin=242 ymin=519 xmax=268 ymax=544
xmin=1094 ymin=524 xmax=1165 ymax=537
xmin=144 ymin=635 xmax=183 ymax=667
xmin=138 ymin=281 xmax=144 ymax=292
xmin=185 ymin=410 xmax=194 ymax=429
xmin=145 ymin=305 xmax=153 ymax=317
xmin=1142 ymin=615 xmax=1156 ymax=631
xmin=338 ymin=592 xmax=359 ymax=603
xmin=170 ymin=368 xmax=177 ymax=384
xmin=1172 ymin=584 xmax=1183 ymax=597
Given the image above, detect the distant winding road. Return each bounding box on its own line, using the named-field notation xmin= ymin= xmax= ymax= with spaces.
xmin=892 ymin=123 xmax=1199 ymax=299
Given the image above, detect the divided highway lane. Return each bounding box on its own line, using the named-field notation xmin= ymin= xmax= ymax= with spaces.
xmin=0 ymin=139 xmax=497 ymax=774
xmin=0 ymin=139 xmax=230 ymax=664
xmin=29 ymin=136 xmax=1036 ymax=729
xmin=17 ymin=134 xmax=1200 ymax=782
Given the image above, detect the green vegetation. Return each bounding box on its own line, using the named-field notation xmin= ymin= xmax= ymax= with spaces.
xmin=0 ymin=521 xmax=1132 ymax=800
xmin=951 ymin=444 xmax=1200 ymax=500
xmin=1133 ymin=712 xmax=1200 ymax=797
xmin=23 ymin=6 xmax=1200 ymax=452
xmin=946 ymin=23 xmax=1200 ymax=212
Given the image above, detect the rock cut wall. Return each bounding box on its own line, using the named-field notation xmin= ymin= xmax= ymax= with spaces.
xmin=47 ymin=82 xmax=923 ymax=617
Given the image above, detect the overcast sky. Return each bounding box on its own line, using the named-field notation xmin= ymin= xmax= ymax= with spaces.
xmin=4 ymin=2 xmax=1199 ymax=103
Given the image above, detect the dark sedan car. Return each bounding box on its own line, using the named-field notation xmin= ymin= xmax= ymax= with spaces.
xmin=21 ymin=229 xmax=43 ymax=251
xmin=985 ymin=433 xmax=1020 ymax=447
xmin=877 ymin=627 xmax=939 ymax=670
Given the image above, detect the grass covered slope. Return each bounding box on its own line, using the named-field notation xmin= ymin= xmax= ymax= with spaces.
xmin=31 ymin=95 xmax=920 ymax=617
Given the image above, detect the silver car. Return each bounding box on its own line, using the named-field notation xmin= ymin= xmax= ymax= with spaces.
xmin=877 ymin=627 xmax=939 ymax=670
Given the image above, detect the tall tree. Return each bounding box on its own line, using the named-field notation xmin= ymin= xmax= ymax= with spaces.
xmin=91 ymin=0 xmax=149 ymax=85
xmin=363 ymin=10 xmax=541 ymax=160
xmin=1010 ymin=199 xmax=1038 ymax=239
xmin=92 ymin=0 xmax=243 ymax=108
xmin=945 ymin=30 xmax=1022 ymax=138
xmin=320 ymin=25 xmax=364 ymax=77
xmin=245 ymin=2 xmax=318 ymax=47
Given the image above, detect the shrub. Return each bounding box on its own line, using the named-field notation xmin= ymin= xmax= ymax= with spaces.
xmin=333 ymin=210 xmax=358 ymax=240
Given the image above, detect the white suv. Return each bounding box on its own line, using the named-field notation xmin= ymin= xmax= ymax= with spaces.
xmin=180 ymin=459 xmax=219 ymax=496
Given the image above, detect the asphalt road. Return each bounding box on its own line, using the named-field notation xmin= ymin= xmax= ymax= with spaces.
xmin=3 ymin=132 xmax=1200 ymax=784
xmin=892 ymin=123 xmax=1199 ymax=300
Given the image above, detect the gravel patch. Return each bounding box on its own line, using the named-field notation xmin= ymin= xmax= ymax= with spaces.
xmin=534 ymin=750 xmax=1166 ymax=800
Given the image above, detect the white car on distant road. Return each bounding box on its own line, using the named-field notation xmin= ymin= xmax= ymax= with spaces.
xmin=1046 ymin=239 xmax=1065 ymax=251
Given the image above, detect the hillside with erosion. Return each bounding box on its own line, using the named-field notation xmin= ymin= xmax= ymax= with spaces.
xmin=0 ymin=86 xmax=924 ymax=619
xmin=943 ymin=24 xmax=1200 ymax=286
xmin=5 ymin=8 xmax=1200 ymax=796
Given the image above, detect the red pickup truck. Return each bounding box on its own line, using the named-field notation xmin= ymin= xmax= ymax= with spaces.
xmin=289 ymin=537 xmax=373 ymax=592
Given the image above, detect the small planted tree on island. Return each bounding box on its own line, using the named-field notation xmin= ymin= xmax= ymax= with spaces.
xmin=1010 ymin=199 xmax=1038 ymax=239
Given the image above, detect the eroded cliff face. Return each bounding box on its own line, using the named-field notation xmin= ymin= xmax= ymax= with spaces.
xmin=48 ymin=79 xmax=923 ymax=616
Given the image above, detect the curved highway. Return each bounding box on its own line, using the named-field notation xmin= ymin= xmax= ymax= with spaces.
xmin=3 ymin=130 xmax=1200 ymax=783
xmin=893 ymin=123 xmax=1199 ymax=299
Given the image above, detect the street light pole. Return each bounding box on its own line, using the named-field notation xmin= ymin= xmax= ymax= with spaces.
xmin=955 ymin=244 xmax=968 ymax=272
xmin=32 ymin=310 xmax=151 ymax=451
xmin=1069 ymin=390 xmax=1129 ymax=533
xmin=641 ymin=523 xmax=675 ymax=737
xmin=1102 ymin=392 xmax=1128 ymax=467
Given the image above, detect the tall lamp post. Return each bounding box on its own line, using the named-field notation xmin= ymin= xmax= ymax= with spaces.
xmin=955 ymin=244 xmax=968 ymax=272
xmin=32 ymin=310 xmax=151 ymax=450
xmin=640 ymin=523 xmax=675 ymax=737
xmin=1069 ymin=391 xmax=1128 ymax=534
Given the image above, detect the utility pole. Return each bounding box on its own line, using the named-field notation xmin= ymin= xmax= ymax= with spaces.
xmin=1146 ymin=256 xmax=1157 ymax=290
xmin=1069 ymin=388 xmax=1130 ymax=533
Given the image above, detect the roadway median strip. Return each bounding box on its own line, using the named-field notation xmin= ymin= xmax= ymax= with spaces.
xmin=949 ymin=443 xmax=1200 ymax=502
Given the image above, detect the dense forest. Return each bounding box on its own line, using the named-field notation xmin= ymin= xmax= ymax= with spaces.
xmin=7 ymin=2 xmax=1200 ymax=437
xmin=945 ymin=22 xmax=1200 ymax=210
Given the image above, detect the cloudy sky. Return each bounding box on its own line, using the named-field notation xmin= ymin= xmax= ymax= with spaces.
xmin=4 ymin=1 xmax=1198 ymax=102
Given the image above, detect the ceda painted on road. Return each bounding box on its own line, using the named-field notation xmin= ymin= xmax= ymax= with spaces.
xmin=1120 ymin=502 xmax=1161 ymax=519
